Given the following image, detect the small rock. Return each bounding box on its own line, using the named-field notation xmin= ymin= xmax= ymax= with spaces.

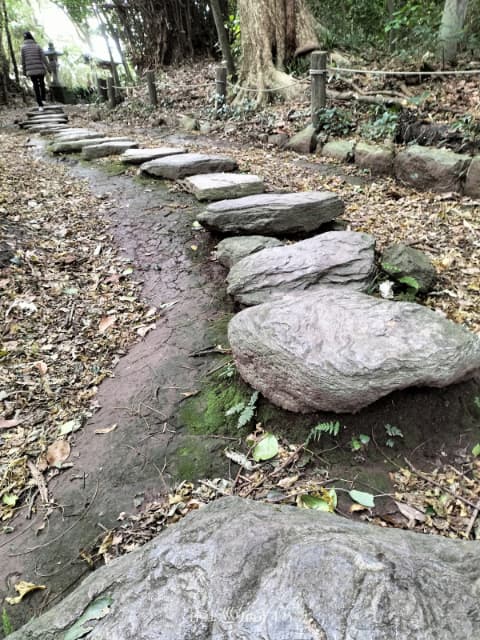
xmin=321 ymin=140 xmax=356 ymax=162
xmin=285 ymin=124 xmax=317 ymax=154
xmin=395 ymin=145 xmax=470 ymax=193
xmin=354 ymin=141 xmax=394 ymax=175
xmin=381 ymin=243 xmax=436 ymax=293
xmin=215 ymin=236 xmax=284 ymax=268
xmin=464 ymin=155 xmax=480 ymax=198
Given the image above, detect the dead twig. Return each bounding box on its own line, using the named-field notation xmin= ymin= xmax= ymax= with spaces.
xmin=8 ymin=480 xmax=99 ymax=557
xmin=404 ymin=459 xmax=479 ymax=510
xmin=465 ymin=498 xmax=480 ymax=539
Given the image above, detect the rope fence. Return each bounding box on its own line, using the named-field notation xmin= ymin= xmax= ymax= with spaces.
xmin=98 ymin=50 xmax=480 ymax=123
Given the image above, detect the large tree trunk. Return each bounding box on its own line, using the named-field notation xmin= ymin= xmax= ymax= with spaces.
xmin=438 ymin=0 xmax=469 ymax=64
xmin=235 ymin=0 xmax=319 ymax=105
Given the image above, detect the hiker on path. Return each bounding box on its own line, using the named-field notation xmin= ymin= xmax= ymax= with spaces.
xmin=21 ymin=32 xmax=51 ymax=110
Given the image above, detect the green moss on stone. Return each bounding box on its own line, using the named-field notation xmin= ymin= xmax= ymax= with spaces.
xmin=179 ymin=371 xmax=253 ymax=435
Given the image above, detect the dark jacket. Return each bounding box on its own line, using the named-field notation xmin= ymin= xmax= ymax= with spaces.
xmin=21 ymin=40 xmax=50 ymax=77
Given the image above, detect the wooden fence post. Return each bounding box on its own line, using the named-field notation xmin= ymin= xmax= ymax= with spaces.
xmin=215 ymin=65 xmax=227 ymax=115
xmin=146 ymin=70 xmax=158 ymax=106
xmin=311 ymin=51 xmax=327 ymax=126
xmin=107 ymin=76 xmax=116 ymax=108
xmin=96 ymin=77 xmax=107 ymax=102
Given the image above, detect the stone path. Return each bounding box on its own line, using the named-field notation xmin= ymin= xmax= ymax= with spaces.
xmin=5 ymin=105 xmax=480 ymax=634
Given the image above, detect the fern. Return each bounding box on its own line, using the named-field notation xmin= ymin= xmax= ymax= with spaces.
xmin=306 ymin=421 xmax=340 ymax=444
xmin=225 ymin=391 xmax=259 ymax=428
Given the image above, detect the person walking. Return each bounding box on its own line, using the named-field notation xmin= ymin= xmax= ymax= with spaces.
xmin=21 ymin=32 xmax=51 ymax=111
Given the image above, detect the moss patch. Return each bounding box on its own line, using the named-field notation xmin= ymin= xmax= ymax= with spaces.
xmin=178 ymin=369 xmax=254 ymax=436
xmin=100 ymin=160 xmax=127 ymax=176
xmin=168 ymin=435 xmax=227 ymax=482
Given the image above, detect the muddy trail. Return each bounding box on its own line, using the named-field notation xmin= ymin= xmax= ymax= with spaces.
xmin=1 ymin=124 xmax=480 ymax=633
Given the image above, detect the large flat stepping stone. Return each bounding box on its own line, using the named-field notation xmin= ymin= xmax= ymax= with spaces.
xmin=197 ymin=191 xmax=344 ymax=236
xmin=395 ymin=144 xmax=471 ymax=193
xmin=120 ymin=147 xmax=187 ymax=164
xmin=81 ymin=140 xmax=138 ymax=160
xmin=53 ymin=130 xmax=103 ymax=141
xmin=216 ymin=235 xmax=284 ymax=268
xmin=9 ymin=498 xmax=480 ymax=640
xmin=39 ymin=126 xmax=71 ymax=135
xmin=24 ymin=124 xmax=69 ymax=133
xmin=227 ymin=231 xmax=375 ymax=306
xmin=228 ymin=288 xmax=480 ymax=413
xmin=27 ymin=106 xmax=64 ymax=115
xmin=184 ymin=172 xmax=264 ymax=201
xmin=51 ymin=137 xmax=130 ymax=154
xmin=140 ymin=153 xmax=238 ymax=179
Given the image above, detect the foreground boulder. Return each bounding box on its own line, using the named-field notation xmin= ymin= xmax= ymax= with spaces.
xmin=465 ymin=155 xmax=480 ymax=198
xmin=227 ymin=231 xmax=375 ymax=306
xmin=197 ymin=191 xmax=344 ymax=236
xmin=228 ymin=288 xmax=480 ymax=413
xmin=9 ymin=498 xmax=480 ymax=640
xmin=395 ymin=145 xmax=470 ymax=193
xmin=216 ymin=235 xmax=284 ymax=268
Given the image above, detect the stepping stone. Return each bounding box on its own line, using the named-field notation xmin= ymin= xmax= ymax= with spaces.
xmin=227 ymin=231 xmax=375 ymax=306
xmin=53 ymin=129 xmax=101 ymax=140
xmin=81 ymin=140 xmax=138 ymax=160
xmin=26 ymin=107 xmax=64 ymax=116
xmin=50 ymin=137 xmax=128 ymax=154
xmin=120 ymin=147 xmax=187 ymax=164
xmin=39 ymin=126 xmax=71 ymax=135
xmin=24 ymin=124 xmax=69 ymax=133
xmin=216 ymin=236 xmax=284 ymax=268
xmin=197 ymin=191 xmax=344 ymax=236
xmin=25 ymin=115 xmax=68 ymax=123
xmin=184 ymin=173 xmax=265 ymax=201
xmin=228 ymin=288 xmax=480 ymax=413
xmin=140 ymin=153 xmax=238 ymax=179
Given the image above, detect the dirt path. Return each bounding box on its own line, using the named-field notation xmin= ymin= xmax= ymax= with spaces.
xmin=0 ymin=149 xmax=230 ymax=631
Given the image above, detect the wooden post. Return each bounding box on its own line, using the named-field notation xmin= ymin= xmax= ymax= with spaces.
xmin=107 ymin=76 xmax=116 ymax=108
xmin=146 ymin=70 xmax=158 ymax=107
xmin=311 ymin=51 xmax=327 ymax=127
xmin=97 ymin=77 xmax=107 ymax=102
xmin=215 ymin=65 xmax=227 ymax=115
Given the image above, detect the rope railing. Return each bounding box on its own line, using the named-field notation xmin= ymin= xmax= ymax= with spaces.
xmin=327 ymin=65 xmax=480 ymax=77
xmin=99 ymin=50 xmax=479 ymax=124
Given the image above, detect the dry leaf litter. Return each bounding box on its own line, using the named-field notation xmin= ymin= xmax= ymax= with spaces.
xmin=0 ymin=131 xmax=155 ymax=523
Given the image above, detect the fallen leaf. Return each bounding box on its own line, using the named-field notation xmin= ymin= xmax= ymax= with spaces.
xmin=95 ymin=424 xmax=118 ymax=435
xmin=27 ymin=461 xmax=49 ymax=503
xmin=98 ymin=315 xmax=117 ymax=334
xmin=58 ymin=418 xmax=82 ymax=435
xmin=136 ymin=324 xmax=155 ymax=338
xmin=252 ymin=433 xmax=279 ymax=461
xmin=0 ymin=418 xmax=21 ymax=430
xmin=33 ymin=361 xmax=48 ymax=376
xmin=46 ymin=440 xmax=71 ymax=467
xmin=5 ymin=581 xmax=46 ymax=605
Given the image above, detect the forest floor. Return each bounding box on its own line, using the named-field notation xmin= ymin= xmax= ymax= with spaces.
xmin=1 ymin=61 xmax=480 ymax=631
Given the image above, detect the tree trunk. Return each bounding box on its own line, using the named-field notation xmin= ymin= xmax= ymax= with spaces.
xmin=0 ymin=0 xmax=8 ymax=104
xmin=209 ymin=0 xmax=236 ymax=79
xmin=235 ymin=0 xmax=319 ymax=105
xmin=1 ymin=0 xmax=18 ymax=83
xmin=438 ymin=0 xmax=469 ymax=64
